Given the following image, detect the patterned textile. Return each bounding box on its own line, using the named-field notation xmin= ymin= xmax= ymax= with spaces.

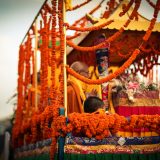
xmin=65 ymin=135 xmax=160 ymax=146
xmin=15 ymin=138 xmax=52 ymax=153
xmin=115 ymin=98 xmax=160 ymax=106
xmin=64 ymin=144 xmax=160 ymax=154
xmin=117 ymin=91 xmax=159 ymax=99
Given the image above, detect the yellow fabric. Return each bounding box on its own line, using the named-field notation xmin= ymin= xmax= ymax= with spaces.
xmin=86 ymin=66 xmax=102 ymax=99
xmin=144 ymin=132 xmax=152 ymax=137
xmin=68 ymin=75 xmax=86 ymax=102
xmin=152 ymin=132 xmax=159 ymax=136
xmin=116 ymin=131 xmax=125 ymax=137
xmin=116 ymin=98 xmax=160 ymax=106
xmin=65 ymin=0 xmax=72 ymax=10
xmin=124 ymin=132 xmax=133 ymax=137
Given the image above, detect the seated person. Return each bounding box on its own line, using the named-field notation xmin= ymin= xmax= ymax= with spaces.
xmin=67 ymin=61 xmax=90 ymax=114
xmin=67 ymin=61 xmax=98 ymax=114
xmin=84 ymin=96 xmax=105 ymax=113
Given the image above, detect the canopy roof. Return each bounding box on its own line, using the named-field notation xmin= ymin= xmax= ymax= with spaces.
xmin=95 ymin=0 xmax=160 ymax=32
xmin=67 ymin=0 xmax=160 ymax=55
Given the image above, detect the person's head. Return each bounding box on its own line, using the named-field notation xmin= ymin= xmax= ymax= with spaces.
xmin=70 ymin=61 xmax=89 ymax=78
xmin=84 ymin=96 xmax=105 ymax=113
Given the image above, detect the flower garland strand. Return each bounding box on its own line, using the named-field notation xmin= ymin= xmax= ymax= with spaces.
xmin=55 ymin=113 xmax=160 ymax=140
xmin=65 ymin=20 xmax=114 ymax=32
xmin=57 ymin=0 xmax=65 ymax=107
xmin=23 ymin=35 xmax=32 ymax=118
xmin=50 ymin=0 xmax=57 ymax=104
xmin=143 ymin=0 xmax=160 ymax=41
xmin=39 ymin=10 xmax=49 ymax=112
xmin=72 ymin=0 xmax=104 ymax=26
xmin=119 ymin=0 xmax=134 ymax=17
xmin=66 ymin=49 xmax=140 ymax=84
xmin=12 ymin=45 xmax=25 ymax=147
xmin=67 ymin=27 xmax=124 ymax=52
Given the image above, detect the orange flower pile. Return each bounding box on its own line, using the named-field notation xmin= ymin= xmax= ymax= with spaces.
xmin=55 ymin=113 xmax=127 ymax=140
xmin=123 ymin=115 xmax=160 ymax=133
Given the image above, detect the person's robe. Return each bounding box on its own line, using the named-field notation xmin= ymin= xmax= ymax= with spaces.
xmin=67 ymin=80 xmax=84 ymax=114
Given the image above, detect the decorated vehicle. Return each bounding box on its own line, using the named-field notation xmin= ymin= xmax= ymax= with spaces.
xmin=12 ymin=0 xmax=160 ymax=160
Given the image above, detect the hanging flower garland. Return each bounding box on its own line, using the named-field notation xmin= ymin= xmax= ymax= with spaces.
xmin=67 ymin=27 xmax=124 ymax=52
xmin=143 ymin=18 xmax=157 ymax=41
xmin=44 ymin=3 xmax=52 ymax=14
xmin=66 ymin=49 xmax=140 ymax=84
xmin=119 ymin=0 xmax=134 ymax=17
xmin=102 ymin=0 xmax=119 ymax=19
xmin=49 ymin=0 xmax=57 ymax=104
xmin=72 ymin=0 xmax=104 ymax=26
xmin=12 ymin=45 xmax=25 ymax=147
xmin=24 ymin=35 xmax=32 ymax=114
xmin=143 ymin=0 xmax=160 ymax=41
xmin=65 ymin=20 xmax=114 ymax=32
xmin=57 ymin=0 xmax=65 ymax=107
xmin=66 ymin=0 xmax=142 ymax=53
xmin=39 ymin=10 xmax=49 ymax=112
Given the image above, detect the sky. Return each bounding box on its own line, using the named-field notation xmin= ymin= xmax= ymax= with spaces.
xmin=0 ymin=0 xmax=44 ymax=119
xmin=0 ymin=0 xmax=159 ymax=120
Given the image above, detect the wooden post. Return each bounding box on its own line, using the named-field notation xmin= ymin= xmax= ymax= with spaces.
xmin=63 ymin=0 xmax=67 ymax=116
xmin=34 ymin=20 xmax=38 ymax=112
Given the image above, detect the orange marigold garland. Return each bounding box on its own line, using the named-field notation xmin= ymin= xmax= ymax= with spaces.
xmin=50 ymin=0 xmax=58 ymax=160
xmin=12 ymin=45 xmax=25 ymax=147
xmin=57 ymin=0 xmax=65 ymax=107
xmin=38 ymin=9 xmax=51 ymax=113
xmin=119 ymin=0 xmax=134 ymax=17
xmin=72 ymin=0 xmax=104 ymax=26
xmin=66 ymin=49 xmax=140 ymax=84
xmin=143 ymin=0 xmax=160 ymax=41
xmin=65 ymin=20 xmax=114 ymax=32
xmin=143 ymin=18 xmax=157 ymax=41
xmin=50 ymin=0 xmax=57 ymax=104
xmin=67 ymin=27 xmax=124 ymax=52
xmin=54 ymin=113 xmax=128 ymax=140
xmin=24 ymin=35 xmax=32 ymax=116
